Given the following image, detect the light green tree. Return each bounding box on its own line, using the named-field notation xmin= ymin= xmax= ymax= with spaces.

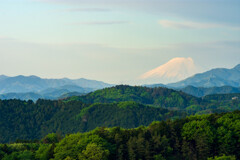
xmin=78 ymin=143 xmax=110 ymax=160
xmin=208 ymin=155 xmax=236 ymax=160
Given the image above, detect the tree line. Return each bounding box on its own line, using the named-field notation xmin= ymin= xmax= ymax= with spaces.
xmin=0 ymin=111 xmax=239 ymax=160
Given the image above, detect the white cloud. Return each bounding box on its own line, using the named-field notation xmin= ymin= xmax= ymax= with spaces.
xmin=159 ymin=20 xmax=219 ymax=29
xmin=62 ymin=8 xmax=111 ymax=12
xmin=71 ymin=21 xmax=130 ymax=25
xmin=159 ymin=20 xmax=240 ymax=30
xmin=35 ymin=0 xmax=240 ymax=29
xmin=0 ymin=36 xmax=17 ymax=41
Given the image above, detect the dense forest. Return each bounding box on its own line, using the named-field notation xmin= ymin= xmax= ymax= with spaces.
xmin=0 ymin=111 xmax=239 ymax=160
xmin=0 ymin=85 xmax=239 ymax=143
xmin=179 ymin=85 xmax=240 ymax=97
xmin=0 ymin=85 xmax=239 ymax=159
xmin=72 ymin=85 xmax=201 ymax=109
xmin=68 ymin=85 xmax=240 ymax=112
xmin=0 ymin=99 xmax=186 ymax=143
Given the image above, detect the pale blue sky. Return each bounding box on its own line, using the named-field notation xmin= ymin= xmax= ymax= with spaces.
xmin=0 ymin=0 xmax=240 ymax=84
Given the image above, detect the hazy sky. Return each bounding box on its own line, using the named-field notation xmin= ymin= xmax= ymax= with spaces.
xmin=0 ymin=0 xmax=240 ymax=84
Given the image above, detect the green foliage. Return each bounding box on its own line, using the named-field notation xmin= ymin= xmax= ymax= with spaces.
xmin=53 ymin=133 xmax=83 ymax=160
xmin=204 ymin=93 xmax=240 ymax=101
xmin=72 ymin=85 xmax=200 ymax=109
xmin=0 ymin=111 xmax=239 ymax=160
xmin=186 ymin=105 xmax=202 ymax=114
xmin=208 ymin=155 xmax=236 ymax=160
xmin=2 ymin=150 xmax=34 ymax=160
xmin=0 ymin=99 xmax=85 ymax=143
xmin=1 ymin=85 xmax=239 ymax=143
xmin=182 ymin=119 xmax=215 ymax=160
xmin=42 ymin=133 xmax=61 ymax=144
xmin=35 ymin=144 xmax=53 ymax=160
xmin=216 ymin=112 xmax=240 ymax=157
xmin=154 ymin=154 xmax=166 ymax=160
xmin=117 ymin=101 xmax=140 ymax=109
xmin=78 ymin=143 xmax=110 ymax=160
xmin=0 ymin=85 xmax=240 ymax=160
xmin=53 ymin=133 xmax=114 ymax=160
xmin=0 ymin=98 xmax=183 ymax=143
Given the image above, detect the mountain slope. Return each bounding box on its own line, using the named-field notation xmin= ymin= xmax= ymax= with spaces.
xmin=140 ymin=57 xmax=200 ymax=84
xmin=168 ymin=64 xmax=240 ymax=88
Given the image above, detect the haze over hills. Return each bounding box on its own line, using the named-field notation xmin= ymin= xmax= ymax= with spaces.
xmin=168 ymin=64 xmax=240 ymax=88
xmin=139 ymin=57 xmax=201 ymax=84
xmin=0 ymin=85 xmax=96 ymax=101
xmin=0 ymin=75 xmax=112 ymax=94
xmin=0 ymin=75 xmax=113 ymax=100
xmin=0 ymin=75 xmax=8 ymax=80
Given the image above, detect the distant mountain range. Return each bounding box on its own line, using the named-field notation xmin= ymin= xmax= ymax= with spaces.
xmin=145 ymin=84 xmax=240 ymax=97
xmin=168 ymin=64 xmax=240 ymax=88
xmin=144 ymin=64 xmax=240 ymax=97
xmin=0 ymin=64 xmax=240 ymax=101
xmin=0 ymin=85 xmax=93 ymax=101
xmin=0 ymin=75 xmax=112 ymax=94
xmin=0 ymin=75 xmax=113 ymax=100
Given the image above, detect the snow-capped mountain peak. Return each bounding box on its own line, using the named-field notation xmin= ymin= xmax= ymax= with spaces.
xmin=139 ymin=57 xmax=200 ymax=84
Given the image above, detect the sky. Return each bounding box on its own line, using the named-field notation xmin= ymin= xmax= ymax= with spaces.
xmin=0 ymin=0 xmax=240 ymax=84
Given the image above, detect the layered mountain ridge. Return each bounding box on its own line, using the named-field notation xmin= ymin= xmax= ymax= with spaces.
xmin=0 ymin=75 xmax=113 ymax=101
xmin=168 ymin=64 xmax=240 ymax=88
xmin=0 ymin=75 xmax=112 ymax=94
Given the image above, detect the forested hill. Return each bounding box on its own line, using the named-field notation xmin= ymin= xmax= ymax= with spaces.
xmin=0 ymin=85 xmax=240 ymax=143
xmin=0 ymin=111 xmax=239 ymax=160
xmin=0 ymin=99 xmax=185 ymax=143
xmin=179 ymin=85 xmax=240 ymax=97
xmin=70 ymin=85 xmax=201 ymax=109
xmin=203 ymin=93 xmax=240 ymax=101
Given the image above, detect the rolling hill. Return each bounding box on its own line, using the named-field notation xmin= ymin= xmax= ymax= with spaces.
xmin=70 ymin=85 xmax=201 ymax=109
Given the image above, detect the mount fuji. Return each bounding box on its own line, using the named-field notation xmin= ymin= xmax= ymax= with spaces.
xmin=139 ymin=57 xmax=202 ymax=84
